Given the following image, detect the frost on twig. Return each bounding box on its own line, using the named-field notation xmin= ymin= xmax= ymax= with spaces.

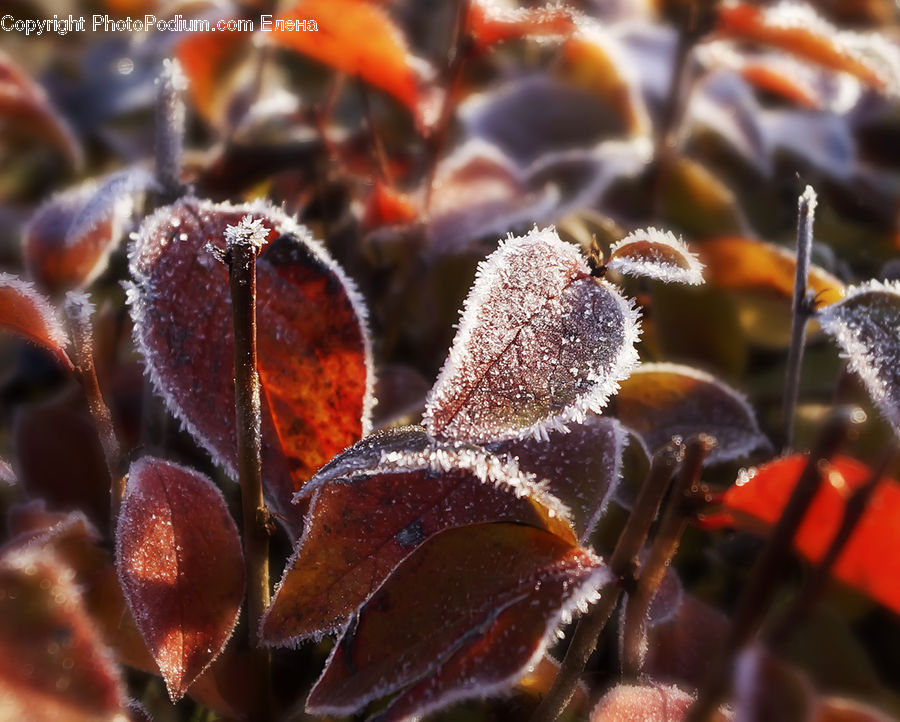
xmin=155 ymin=58 xmax=188 ymax=199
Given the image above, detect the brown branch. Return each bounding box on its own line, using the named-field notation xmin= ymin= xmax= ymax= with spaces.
xmin=530 ymin=441 xmax=683 ymax=722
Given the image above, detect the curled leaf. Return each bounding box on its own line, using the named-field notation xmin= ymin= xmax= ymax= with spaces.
xmin=306 ymin=522 xmax=610 ymax=719
xmin=128 ymin=197 xmax=372 ymax=524
xmin=489 ymin=415 xmax=626 ymax=542
xmin=607 ymin=228 xmax=705 ymax=285
xmin=0 ymin=273 xmax=71 ymax=370
xmin=115 ymin=457 xmax=244 ymax=700
xmin=262 ymin=428 xmax=574 ymax=645
xmin=0 ymin=547 xmax=127 ymax=721
xmin=424 ymin=226 xmax=640 ymax=444
xmin=723 ymin=455 xmax=900 ymax=616
xmin=818 ymin=280 xmax=900 ymax=434
xmin=615 ymin=363 xmax=769 ymax=463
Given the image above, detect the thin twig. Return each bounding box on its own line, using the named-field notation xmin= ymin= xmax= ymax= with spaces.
xmin=64 ymin=292 xmax=125 ymax=521
xmin=530 ymin=441 xmax=683 ymax=722
xmin=622 ymin=435 xmax=714 ymax=678
xmin=154 ymin=58 xmax=188 ymax=202
xmin=357 ymin=80 xmax=394 ymax=186
xmin=781 ymin=185 xmax=818 ymax=451
xmin=424 ymin=0 xmax=472 ymax=211
xmin=686 ymin=406 xmax=864 ymax=722
xmin=214 ymin=216 xmax=273 ymax=720
xmin=765 ymin=441 xmax=897 ymax=650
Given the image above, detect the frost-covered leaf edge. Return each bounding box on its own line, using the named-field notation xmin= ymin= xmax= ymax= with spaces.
xmin=607 ymin=227 xmax=705 ymax=285
xmin=125 ymin=196 xmax=375 ymax=482
xmin=304 ymin=529 xmax=613 ymax=717
xmin=0 ymin=272 xmax=72 ymax=369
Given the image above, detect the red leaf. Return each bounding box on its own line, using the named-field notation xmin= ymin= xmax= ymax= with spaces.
xmin=270 ymin=0 xmax=435 ymax=126
xmin=616 ymin=362 xmax=769 ymax=463
xmin=306 ymin=522 xmax=609 ymax=718
xmin=115 ymin=457 xmax=244 ymax=700
xmin=0 ymin=50 xmax=82 ymax=168
xmin=715 ymin=2 xmax=890 ymax=91
xmin=590 ymin=683 xmax=733 ymax=721
xmin=23 ymin=171 xmax=152 ymax=293
xmin=489 ymin=415 xmax=626 ymax=542
xmin=128 ymin=198 xmax=372 ymax=525
xmin=261 ymin=427 xmax=574 ymax=645
xmin=467 ymin=0 xmax=578 ymax=51
xmin=607 ymin=227 xmax=705 ymax=285
xmin=423 ymin=227 xmax=640 ymax=444
xmin=723 ymin=455 xmax=900 ymax=615
xmin=362 ymin=180 xmax=419 ymax=232
xmin=0 ymin=547 xmax=127 ymax=721
xmin=0 ymin=274 xmax=72 ymax=370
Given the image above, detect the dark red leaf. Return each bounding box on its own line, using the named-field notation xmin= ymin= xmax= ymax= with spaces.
xmin=423 ymin=227 xmax=640 ymax=444
xmin=0 ymin=547 xmax=127 ymax=721
xmin=115 ymin=457 xmax=244 ymax=700
xmin=306 ymin=522 xmax=609 ymax=718
xmin=615 ymin=362 xmax=769 ymax=463
xmin=723 ymin=455 xmax=900 ymax=615
xmin=0 ymin=274 xmax=72 ymax=370
xmin=128 ymin=198 xmax=372 ymax=525
xmin=489 ymin=415 xmax=626 ymax=542
xmin=261 ymin=428 xmax=575 ymax=645
xmin=270 ymin=0 xmax=436 ymax=127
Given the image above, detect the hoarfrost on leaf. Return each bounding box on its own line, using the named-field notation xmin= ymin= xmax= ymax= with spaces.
xmin=606 ymin=227 xmax=705 ymax=285
xmin=423 ymin=226 xmax=640 ymax=444
xmin=818 ymin=280 xmax=900 ymax=436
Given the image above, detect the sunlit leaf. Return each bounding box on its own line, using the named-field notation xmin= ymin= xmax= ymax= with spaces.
xmin=424 ymin=226 xmax=640 ymax=444
xmin=716 ymin=2 xmax=892 ymax=91
xmin=489 ymin=415 xmax=626 ymax=542
xmin=269 ymin=0 xmax=436 ymax=126
xmin=362 ymin=180 xmax=419 ymax=232
xmin=115 ymin=457 xmax=244 ymax=700
xmin=516 ymin=655 xmax=589 ymax=715
xmin=23 ymin=171 xmax=153 ymax=293
xmin=607 ymin=227 xmax=705 ymax=285
xmin=699 ymin=237 xmax=845 ymax=305
xmin=723 ymin=454 xmax=900 ymax=615
xmin=467 ymin=0 xmax=578 ymax=50
xmin=127 ymin=197 xmax=372 ymax=525
xmin=590 ymin=682 xmax=733 ymax=721
xmin=818 ymin=697 xmax=898 ymax=722
xmin=661 ymin=156 xmax=748 ymax=237
xmin=616 ymin=363 xmax=769 ymax=463
xmin=306 ymin=522 xmax=610 ymax=718
xmin=0 ymin=547 xmax=127 ymax=722
xmin=0 ymin=50 xmax=82 ymax=168
xmin=261 ymin=427 xmax=574 ymax=645
xmin=819 ymin=280 xmax=900 ymax=434
xmin=0 ymin=274 xmax=72 ymax=370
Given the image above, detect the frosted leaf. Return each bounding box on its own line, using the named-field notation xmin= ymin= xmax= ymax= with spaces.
xmin=263 ymin=430 xmax=575 ymax=645
xmin=819 ymin=280 xmax=900 ymax=435
xmin=590 ymin=683 xmax=733 ymax=721
xmin=115 ymin=457 xmax=244 ymax=701
xmin=0 ymin=272 xmax=72 ymax=370
xmin=127 ymin=197 xmax=373 ymax=527
xmin=616 ymin=363 xmax=769 ymax=463
xmin=0 ymin=457 xmax=14 ymax=486
xmin=489 ymin=415 xmax=627 ymax=543
xmin=306 ymin=523 xmax=611 ymax=719
xmin=607 ymin=227 xmax=705 ymax=285
xmin=424 ymin=226 xmax=641 ymax=444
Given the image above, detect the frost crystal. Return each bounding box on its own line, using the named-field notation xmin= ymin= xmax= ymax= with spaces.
xmin=225 ymin=215 xmax=271 ymax=253
xmin=819 ymin=280 xmax=900 ymax=435
xmin=423 ymin=226 xmax=640 ymax=444
xmin=607 ymin=227 xmax=705 ymax=285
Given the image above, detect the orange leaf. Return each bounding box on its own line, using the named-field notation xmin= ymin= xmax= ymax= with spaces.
xmin=261 ymin=428 xmax=574 ymax=644
xmin=129 ymin=198 xmax=372 ymax=526
xmin=270 ymin=0 xmax=430 ymax=123
xmin=115 ymin=458 xmax=245 ymax=700
xmin=0 ymin=274 xmax=72 ymax=370
xmin=723 ymin=455 xmax=900 ymax=615
xmin=716 ymin=2 xmax=888 ymax=90
xmin=361 ymin=180 xmax=419 ymax=231
xmin=176 ymin=28 xmax=251 ymax=125
xmin=740 ymin=62 xmax=820 ymax=109
xmin=306 ymin=522 xmax=609 ymax=719
xmin=467 ymin=0 xmax=578 ymax=51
